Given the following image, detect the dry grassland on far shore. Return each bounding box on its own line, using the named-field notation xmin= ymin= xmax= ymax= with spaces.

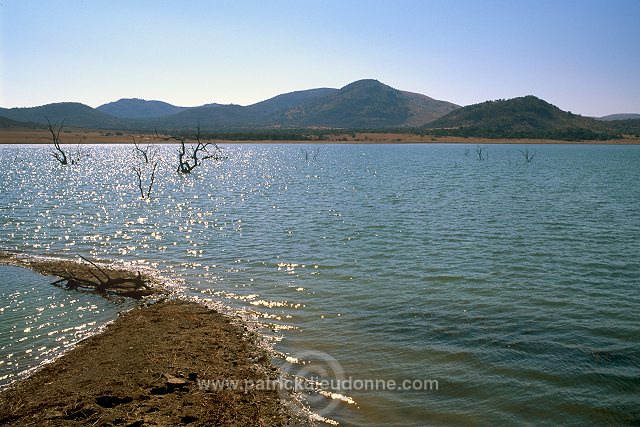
xmin=1 ymin=128 xmax=639 ymax=145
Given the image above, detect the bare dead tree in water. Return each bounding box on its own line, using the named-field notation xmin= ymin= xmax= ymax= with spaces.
xmin=131 ymin=135 xmax=159 ymax=199
xmin=45 ymin=117 xmax=68 ymax=165
xmin=520 ymin=147 xmax=536 ymax=163
xmin=133 ymin=162 xmax=158 ymax=199
xmin=70 ymin=141 xmax=90 ymax=165
xmin=157 ymin=122 xmax=225 ymax=173
xmin=43 ymin=118 xmax=88 ymax=165
xmin=476 ymin=145 xmax=487 ymax=161
xmin=301 ymin=147 xmax=320 ymax=162
xmin=133 ymin=135 xmax=154 ymax=163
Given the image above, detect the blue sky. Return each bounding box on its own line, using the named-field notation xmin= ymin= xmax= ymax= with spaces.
xmin=1 ymin=0 xmax=639 ymax=116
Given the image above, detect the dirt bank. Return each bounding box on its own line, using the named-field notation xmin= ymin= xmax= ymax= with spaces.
xmin=0 ymin=300 xmax=301 ymax=426
xmin=0 ymin=253 xmax=306 ymax=426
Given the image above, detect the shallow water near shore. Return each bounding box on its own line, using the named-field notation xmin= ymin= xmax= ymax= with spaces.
xmin=1 ymin=143 xmax=639 ymax=425
xmin=0 ymin=265 xmax=135 ymax=386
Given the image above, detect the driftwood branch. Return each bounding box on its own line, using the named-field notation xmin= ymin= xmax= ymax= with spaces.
xmin=51 ymin=255 xmax=153 ymax=299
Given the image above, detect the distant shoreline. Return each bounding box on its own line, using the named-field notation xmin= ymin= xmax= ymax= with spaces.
xmin=1 ymin=129 xmax=639 ymax=145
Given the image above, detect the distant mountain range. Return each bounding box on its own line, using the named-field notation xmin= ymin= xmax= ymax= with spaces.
xmin=0 ymin=79 xmax=638 ymax=140
xmin=0 ymin=80 xmax=458 ymax=131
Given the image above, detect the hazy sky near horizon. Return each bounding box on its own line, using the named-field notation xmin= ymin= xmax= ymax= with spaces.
xmin=1 ymin=0 xmax=639 ymax=116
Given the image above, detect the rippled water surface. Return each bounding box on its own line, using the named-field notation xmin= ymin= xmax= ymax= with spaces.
xmin=1 ymin=143 xmax=639 ymax=425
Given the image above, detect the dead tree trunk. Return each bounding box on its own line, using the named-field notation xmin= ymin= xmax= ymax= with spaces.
xmin=476 ymin=145 xmax=487 ymax=161
xmin=45 ymin=117 xmax=68 ymax=165
xmin=132 ymin=135 xmax=159 ymax=199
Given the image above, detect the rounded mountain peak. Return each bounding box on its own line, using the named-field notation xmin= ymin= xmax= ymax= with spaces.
xmin=340 ymin=79 xmax=392 ymax=91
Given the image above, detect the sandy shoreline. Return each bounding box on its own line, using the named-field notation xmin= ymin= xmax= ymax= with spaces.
xmin=0 ymin=254 xmax=306 ymax=426
xmin=1 ymin=129 xmax=639 ymax=145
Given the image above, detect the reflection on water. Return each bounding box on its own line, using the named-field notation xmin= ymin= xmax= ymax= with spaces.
xmin=1 ymin=143 xmax=639 ymax=425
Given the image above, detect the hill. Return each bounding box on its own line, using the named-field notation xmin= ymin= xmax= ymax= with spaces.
xmin=426 ymin=96 xmax=619 ymax=140
xmin=281 ymin=79 xmax=458 ymax=128
xmin=148 ymin=104 xmax=259 ymax=131
xmin=0 ymin=116 xmax=40 ymax=129
xmin=151 ymin=88 xmax=341 ymax=130
xmin=247 ymin=87 xmax=338 ymax=116
xmin=598 ymin=113 xmax=640 ymax=121
xmin=96 ymin=98 xmax=190 ymax=119
xmin=604 ymin=118 xmax=640 ymax=136
xmin=0 ymin=102 xmax=124 ymax=129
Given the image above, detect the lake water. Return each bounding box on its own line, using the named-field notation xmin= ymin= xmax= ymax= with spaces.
xmin=0 ymin=143 xmax=639 ymax=425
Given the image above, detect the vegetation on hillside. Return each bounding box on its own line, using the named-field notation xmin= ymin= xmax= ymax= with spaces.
xmin=598 ymin=113 xmax=640 ymax=121
xmin=0 ymin=116 xmax=41 ymax=129
xmin=0 ymin=102 xmax=124 ymax=129
xmin=96 ymin=99 xmax=190 ymax=119
xmin=605 ymin=118 xmax=640 ymax=137
xmin=284 ymin=79 xmax=458 ymax=128
xmin=425 ymin=96 xmax=622 ymax=140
